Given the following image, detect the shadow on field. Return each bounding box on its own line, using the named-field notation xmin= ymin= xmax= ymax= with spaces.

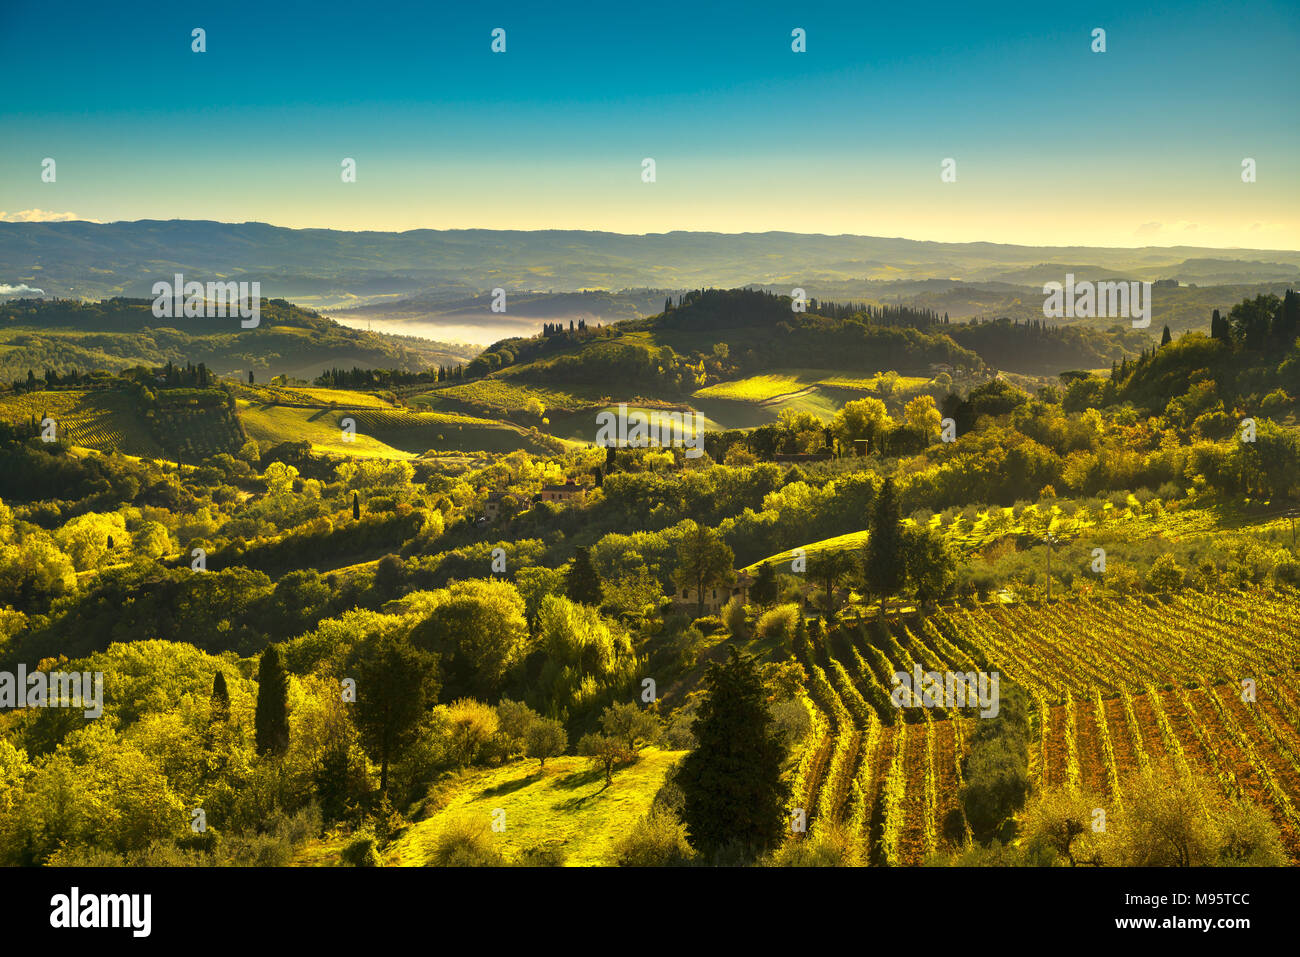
xmin=554 ymin=767 xmax=604 ymax=791
xmin=479 ymin=771 xmax=542 ymax=798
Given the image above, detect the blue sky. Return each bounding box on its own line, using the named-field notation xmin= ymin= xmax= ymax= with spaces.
xmin=2 ymin=0 xmax=1297 ymax=245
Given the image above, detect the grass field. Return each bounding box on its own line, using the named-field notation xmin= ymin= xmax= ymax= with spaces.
xmin=545 ymin=403 xmax=726 ymax=443
xmin=695 ymin=373 xmax=811 ymax=402
xmin=389 ymin=748 xmax=685 ymax=866
xmin=237 ymin=399 xmax=557 ymax=457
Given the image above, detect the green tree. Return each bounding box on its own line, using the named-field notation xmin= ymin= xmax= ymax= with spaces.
xmin=863 ymin=477 xmax=904 ymax=615
xmin=578 ymin=732 xmax=630 ymax=786
xmin=1230 ymin=293 xmax=1280 ymax=350
xmin=254 ymin=645 xmax=290 ymax=757
xmin=749 ymin=561 xmax=778 ymax=607
xmin=565 ymin=546 xmax=603 ymax=605
xmin=347 ymin=625 xmax=440 ymax=793
xmin=444 ymin=698 xmax=499 ymax=766
xmin=831 ymin=396 xmax=890 ymax=452
xmin=408 ymin=579 xmax=529 ymax=700
xmin=1147 ymin=553 xmax=1185 ymax=594
xmin=901 ymin=527 xmax=956 ymax=606
xmin=677 ymin=647 xmax=789 ymax=859
xmin=525 ymin=718 xmax=568 ymax=769
xmin=807 ymin=548 xmax=853 ymax=614
xmin=210 ymin=670 xmax=230 ymax=724
xmin=599 ymin=701 xmax=659 ymax=754
xmin=673 ymin=520 xmax=735 ymax=618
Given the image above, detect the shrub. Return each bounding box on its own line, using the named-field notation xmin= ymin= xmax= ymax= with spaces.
xmin=1272 ymin=559 xmax=1300 ymax=588
xmin=515 ymin=844 xmax=567 ymax=867
xmin=766 ymin=825 xmax=856 ymax=866
xmin=425 ymin=816 xmax=506 ymax=867
xmin=756 ymin=603 xmax=801 ymax=645
xmin=721 ymin=595 xmax=748 ymax=637
xmin=1147 ymin=553 xmax=1185 ymax=594
xmin=341 ymin=833 xmax=383 ymax=867
xmin=612 ymin=807 xmax=694 ymax=866
xmin=770 ymin=696 xmax=814 ymax=749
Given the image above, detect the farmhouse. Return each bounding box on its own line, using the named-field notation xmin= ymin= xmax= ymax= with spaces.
xmin=673 ymin=569 xmax=755 ymax=614
xmin=540 ymin=480 xmax=587 ymax=505
xmin=482 ymin=492 xmax=506 ymax=522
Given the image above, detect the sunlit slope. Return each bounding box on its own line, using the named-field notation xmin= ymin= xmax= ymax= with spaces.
xmin=236 ymin=399 xmax=557 ymax=457
xmin=389 ymin=749 xmax=684 ymax=866
xmin=0 ymin=389 xmax=163 ymax=457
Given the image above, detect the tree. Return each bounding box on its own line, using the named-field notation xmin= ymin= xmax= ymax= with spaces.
xmin=408 ymin=579 xmax=529 ymax=700
xmin=901 ymin=527 xmax=956 ymax=606
xmin=1230 ymin=293 xmax=1280 ymax=350
xmin=1210 ymin=308 xmax=1232 ymax=343
xmin=863 ymin=477 xmax=904 ymax=615
xmin=445 ymin=698 xmax=499 ymax=766
xmin=347 ymin=624 xmax=439 ymax=793
xmin=1147 ymin=553 xmax=1184 ymax=594
xmin=565 ymin=546 xmax=603 ymax=606
xmin=525 ymin=718 xmax=568 ymax=769
xmin=352 ymin=491 xmax=360 ymax=520
xmin=599 ymin=701 xmax=659 ymax=753
xmin=677 ymin=647 xmax=788 ymax=859
xmin=831 ymin=397 xmax=890 ymax=452
xmin=749 ymin=561 xmax=778 ymax=607
xmin=210 ymin=670 xmax=230 ymax=723
xmin=1160 ymin=325 xmax=1172 ymax=346
xmin=254 ymin=645 xmax=290 ymax=757
xmin=807 ymin=548 xmax=853 ymax=614
xmin=578 ymin=732 xmax=630 ymax=786
xmin=494 ymin=698 xmax=540 ymax=759
xmin=673 ymin=520 xmax=735 ymax=618
xmin=248 ymin=369 xmax=255 ymax=385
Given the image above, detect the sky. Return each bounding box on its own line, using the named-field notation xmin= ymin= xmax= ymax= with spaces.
xmin=1 ymin=0 xmax=1297 ymax=247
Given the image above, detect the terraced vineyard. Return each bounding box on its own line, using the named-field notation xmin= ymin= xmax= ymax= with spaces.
xmin=0 ymin=388 xmax=163 ymax=456
xmin=785 ymin=587 xmax=1300 ymax=864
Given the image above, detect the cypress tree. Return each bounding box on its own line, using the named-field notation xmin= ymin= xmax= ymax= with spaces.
xmin=749 ymin=561 xmax=778 ymax=607
xmin=210 ymin=670 xmax=230 ymax=723
xmin=566 ymin=546 xmax=603 ymax=605
xmin=1160 ymin=325 xmax=1172 ymax=346
xmin=352 ymin=491 xmax=361 ymax=520
xmin=254 ymin=646 xmax=290 ymax=756
xmin=864 ymin=477 xmax=904 ymax=616
xmin=678 ymin=647 xmax=789 ymax=859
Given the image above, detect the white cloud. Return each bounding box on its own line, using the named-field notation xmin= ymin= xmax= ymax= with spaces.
xmin=0 ymin=284 xmax=46 ymax=296
xmin=0 ymin=209 xmax=98 ymax=223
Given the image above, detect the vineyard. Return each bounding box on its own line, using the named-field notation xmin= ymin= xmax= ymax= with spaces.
xmin=785 ymin=587 xmax=1300 ymax=864
xmin=0 ymin=388 xmax=162 ymax=456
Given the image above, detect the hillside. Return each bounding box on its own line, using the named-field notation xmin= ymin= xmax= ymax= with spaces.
xmin=387 ymin=749 xmax=685 ymax=866
xmin=0 ymin=297 xmax=476 ymax=384
xmin=4 ymin=221 xmax=1298 ymax=306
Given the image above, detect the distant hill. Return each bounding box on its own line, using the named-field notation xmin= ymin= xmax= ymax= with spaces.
xmin=3 ymin=220 xmax=1296 ymax=308
xmin=0 ymin=297 xmax=477 ymax=383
